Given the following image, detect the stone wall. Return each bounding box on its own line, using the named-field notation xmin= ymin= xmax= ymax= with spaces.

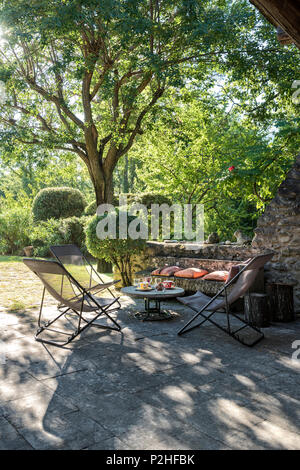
xmin=146 ymin=241 xmax=260 ymax=262
xmin=252 ymin=154 xmax=300 ymax=312
xmin=143 ymin=241 xmax=265 ymax=295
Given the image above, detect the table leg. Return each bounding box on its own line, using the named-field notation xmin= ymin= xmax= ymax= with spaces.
xmin=134 ymin=298 xmax=175 ymax=321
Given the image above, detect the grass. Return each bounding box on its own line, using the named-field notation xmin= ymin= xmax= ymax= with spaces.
xmin=7 ymin=300 xmax=26 ymax=312
xmin=0 ymin=257 xmax=115 ymax=312
xmin=0 ymin=255 xmax=24 ymax=263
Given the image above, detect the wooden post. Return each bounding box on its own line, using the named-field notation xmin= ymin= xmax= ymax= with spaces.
xmin=266 ymin=283 xmax=295 ymax=322
xmin=244 ymin=293 xmax=270 ymax=327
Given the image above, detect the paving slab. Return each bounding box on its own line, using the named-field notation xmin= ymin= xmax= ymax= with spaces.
xmin=14 ymin=410 xmax=112 ymax=450
xmin=0 ymin=305 xmax=300 ymax=450
xmin=0 ymin=416 xmax=33 ymax=450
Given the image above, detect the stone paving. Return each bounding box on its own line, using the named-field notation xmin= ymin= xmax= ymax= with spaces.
xmin=0 ymin=294 xmax=300 ymax=450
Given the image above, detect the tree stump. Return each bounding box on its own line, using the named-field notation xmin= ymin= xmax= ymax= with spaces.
xmin=266 ymin=283 xmax=294 ymax=322
xmin=244 ymin=293 xmax=270 ymax=327
xmin=23 ymin=246 xmax=34 ymax=257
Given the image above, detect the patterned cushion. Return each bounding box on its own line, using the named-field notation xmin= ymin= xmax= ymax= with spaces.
xmin=174 ymin=268 xmax=208 ymax=279
xmin=159 ymin=266 xmax=183 ymax=276
xmin=151 ymin=268 xmax=162 ymax=275
xmin=202 ymin=270 xmax=229 ymax=281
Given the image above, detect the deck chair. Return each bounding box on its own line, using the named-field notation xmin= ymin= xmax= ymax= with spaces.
xmin=50 ymin=244 xmax=121 ymax=308
xmin=177 ymin=253 xmax=273 ymax=347
xmin=23 ymin=258 xmax=121 ymax=347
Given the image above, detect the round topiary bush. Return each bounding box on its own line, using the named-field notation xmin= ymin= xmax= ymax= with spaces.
xmin=86 ymin=210 xmax=146 ymax=286
xmin=32 ymin=187 xmax=87 ymax=221
xmin=133 ymin=192 xmax=172 ymax=208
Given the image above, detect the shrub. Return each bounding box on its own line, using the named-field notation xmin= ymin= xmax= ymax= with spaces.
xmin=0 ymin=206 xmax=32 ymax=255
xmin=31 ymin=216 xmax=90 ymax=257
xmin=32 ymin=187 xmax=87 ymax=221
xmin=84 ymin=200 xmax=97 ymax=216
xmin=86 ymin=211 xmax=146 ymax=286
xmin=85 ymin=193 xmax=171 ymax=215
xmin=132 ymin=192 xmax=172 ymax=208
xmin=62 ymin=216 xmax=89 ymax=248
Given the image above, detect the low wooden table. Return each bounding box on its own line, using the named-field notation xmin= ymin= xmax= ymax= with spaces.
xmin=121 ymin=286 xmax=185 ymax=321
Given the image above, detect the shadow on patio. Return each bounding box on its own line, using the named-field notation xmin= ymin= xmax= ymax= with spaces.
xmin=0 ymin=298 xmax=300 ymax=450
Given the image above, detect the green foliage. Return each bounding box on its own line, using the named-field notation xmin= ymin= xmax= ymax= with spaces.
xmin=131 ymin=192 xmax=172 ymax=208
xmin=84 ymin=200 xmax=97 ymax=216
xmin=31 ymin=215 xmax=90 ymax=257
xmin=0 ymin=206 xmax=32 ymax=255
xmin=132 ymin=88 xmax=299 ymax=239
xmin=2 ymin=0 xmax=299 ymax=206
xmin=0 ymin=1 xmax=299 ymax=243
xmin=32 ymin=187 xmax=87 ymax=221
xmin=85 ymin=192 xmax=171 ymax=215
xmin=86 ymin=211 xmax=146 ymax=286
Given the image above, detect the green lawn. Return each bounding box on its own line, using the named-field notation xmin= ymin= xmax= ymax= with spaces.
xmin=0 ymin=255 xmax=24 ymax=263
xmin=0 ymin=256 xmax=115 ymax=312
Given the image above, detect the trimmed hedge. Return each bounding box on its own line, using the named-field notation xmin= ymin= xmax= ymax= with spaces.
xmin=32 ymin=187 xmax=87 ymax=221
xmin=132 ymin=192 xmax=172 ymax=208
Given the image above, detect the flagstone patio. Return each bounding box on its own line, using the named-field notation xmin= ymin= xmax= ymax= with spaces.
xmin=0 ymin=293 xmax=300 ymax=450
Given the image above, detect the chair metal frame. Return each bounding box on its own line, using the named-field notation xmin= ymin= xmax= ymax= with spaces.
xmin=177 ymin=254 xmax=273 ymax=347
xmin=23 ymin=258 xmax=121 ymax=348
xmin=50 ymin=244 xmax=121 ymax=308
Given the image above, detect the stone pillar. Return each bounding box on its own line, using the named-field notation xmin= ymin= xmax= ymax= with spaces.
xmin=252 ymin=154 xmax=300 ymax=312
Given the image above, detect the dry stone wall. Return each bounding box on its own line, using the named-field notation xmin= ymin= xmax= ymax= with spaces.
xmin=252 ymin=154 xmax=300 ymax=312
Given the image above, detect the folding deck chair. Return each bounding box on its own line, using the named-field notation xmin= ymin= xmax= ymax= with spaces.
xmin=177 ymin=253 xmax=273 ymax=347
xmin=50 ymin=244 xmax=121 ymax=308
xmin=23 ymin=258 xmax=121 ymax=347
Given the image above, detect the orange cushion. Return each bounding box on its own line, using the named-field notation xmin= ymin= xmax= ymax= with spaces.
xmin=174 ymin=268 xmax=208 ymax=279
xmin=160 ymin=266 xmax=182 ymax=276
xmin=203 ymin=271 xmax=229 ymax=281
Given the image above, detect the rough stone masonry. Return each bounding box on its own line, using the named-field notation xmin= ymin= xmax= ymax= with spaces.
xmin=252 ymin=154 xmax=300 ymax=312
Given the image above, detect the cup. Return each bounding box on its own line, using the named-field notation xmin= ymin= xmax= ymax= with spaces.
xmin=163 ymin=280 xmax=174 ymax=289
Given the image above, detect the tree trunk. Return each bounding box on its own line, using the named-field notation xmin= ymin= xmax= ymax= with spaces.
xmin=123 ymin=154 xmax=129 ymax=193
xmin=97 ymin=259 xmax=113 ymax=274
xmin=92 ymin=171 xmax=114 ymax=206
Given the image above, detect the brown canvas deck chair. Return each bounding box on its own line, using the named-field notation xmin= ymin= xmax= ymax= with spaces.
xmin=177 ymin=253 xmax=273 ymax=347
xmin=23 ymin=258 xmax=121 ymax=347
xmin=50 ymin=244 xmax=120 ymax=308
